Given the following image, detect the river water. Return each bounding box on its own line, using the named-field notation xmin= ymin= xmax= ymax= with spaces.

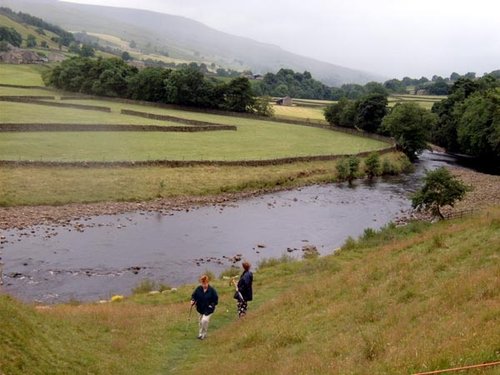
xmin=0 ymin=151 xmax=458 ymax=303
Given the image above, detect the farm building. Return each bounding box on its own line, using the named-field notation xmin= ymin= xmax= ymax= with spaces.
xmin=276 ymin=96 xmax=292 ymax=106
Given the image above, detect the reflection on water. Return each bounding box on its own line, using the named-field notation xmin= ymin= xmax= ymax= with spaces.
xmin=1 ymin=151 xmax=456 ymax=303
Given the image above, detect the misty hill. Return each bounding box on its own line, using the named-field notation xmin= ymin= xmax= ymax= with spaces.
xmin=0 ymin=0 xmax=383 ymax=86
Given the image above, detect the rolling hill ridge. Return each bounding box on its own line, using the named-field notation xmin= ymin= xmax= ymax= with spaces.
xmin=0 ymin=0 xmax=383 ymax=86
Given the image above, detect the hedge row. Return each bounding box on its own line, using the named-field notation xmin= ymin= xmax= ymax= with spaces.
xmin=120 ymin=109 xmax=230 ymax=127
xmin=0 ymin=123 xmax=237 ymax=132
xmin=0 ymin=97 xmax=111 ymax=112
xmin=0 ymin=146 xmax=395 ymax=168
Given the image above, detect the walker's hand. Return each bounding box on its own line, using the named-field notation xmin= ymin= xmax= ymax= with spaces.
xmin=190 ymin=300 xmax=196 ymax=306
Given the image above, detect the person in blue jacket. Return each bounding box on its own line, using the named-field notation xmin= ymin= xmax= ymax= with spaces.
xmin=233 ymin=261 xmax=253 ymax=318
xmin=191 ymin=274 xmax=218 ymax=340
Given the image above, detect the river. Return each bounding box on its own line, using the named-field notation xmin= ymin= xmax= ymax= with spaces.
xmin=0 ymin=151 xmax=459 ymax=303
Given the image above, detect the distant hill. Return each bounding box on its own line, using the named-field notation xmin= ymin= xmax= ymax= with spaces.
xmin=0 ymin=0 xmax=384 ymax=86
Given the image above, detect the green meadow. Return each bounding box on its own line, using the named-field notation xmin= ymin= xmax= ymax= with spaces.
xmin=0 ymin=63 xmax=49 ymax=86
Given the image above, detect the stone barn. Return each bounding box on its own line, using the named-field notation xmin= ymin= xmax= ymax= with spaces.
xmin=276 ymin=96 xmax=292 ymax=106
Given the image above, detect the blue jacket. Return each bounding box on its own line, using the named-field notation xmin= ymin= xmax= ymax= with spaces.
xmin=237 ymin=271 xmax=253 ymax=301
xmin=191 ymin=285 xmax=218 ymax=315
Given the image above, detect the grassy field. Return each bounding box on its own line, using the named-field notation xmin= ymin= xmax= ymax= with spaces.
xmin=0 ymin=64 xmax=49 ymax=86
xmin=271 ymin=103 xmax=327 ymax=122
xmin=389 ymin=94 xmax=443 ymax=110
xmin=0 ymin=80 xmax=388 ymax=162
xmin=0 ymin=153 xmax=410 ymax=206
xmin=1 ymin=208 xmax=498 ymax=374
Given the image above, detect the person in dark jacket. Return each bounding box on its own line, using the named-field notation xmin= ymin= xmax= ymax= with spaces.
xmin=191 ymin=274 xmax=218 ymax=340
xmin=233 ymin=261 xmax=253 ymax=318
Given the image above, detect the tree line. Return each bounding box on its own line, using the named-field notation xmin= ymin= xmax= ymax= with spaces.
xmin=0 ymin=7 xmax=74 ymax=47
xmin=323 ymin=75 xmax=499 ymax=162
xmin=44 ymin=57 xmax=272 ymax=115
xmin=251 ymin=67 xmax=500 ymax=101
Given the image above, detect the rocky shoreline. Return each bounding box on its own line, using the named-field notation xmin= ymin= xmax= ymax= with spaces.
xmin=0 ymin=166 xmax=498 ymax=232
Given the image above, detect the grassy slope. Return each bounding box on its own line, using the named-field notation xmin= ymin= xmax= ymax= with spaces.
xmin=0 ymin=14 xmax=60 ymax=49
xmin=1 ymin=208 xmax=498 ymax=374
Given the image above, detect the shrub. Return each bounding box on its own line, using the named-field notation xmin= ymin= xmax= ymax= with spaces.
xmin=132 ymin=279 xmax=156 ymax=294
xmin=364 ymin=152 xmax=381 ymax=178
xmin=336 ymin=156 xmax=360 ymax=183
xmin=381 ymin=158 xmax=397 ymax=175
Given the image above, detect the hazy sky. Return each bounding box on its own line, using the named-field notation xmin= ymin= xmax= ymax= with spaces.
xmin=62 ymin=0 xmax=500 ymax=78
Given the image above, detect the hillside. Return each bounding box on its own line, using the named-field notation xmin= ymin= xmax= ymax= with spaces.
xmin=1 ymin=208 xmax=499 ymax=374
xmin=0 ymin=0 xmax=383 ymax=86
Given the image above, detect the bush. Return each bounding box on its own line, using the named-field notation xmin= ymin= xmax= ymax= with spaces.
xmin=381 ymin=158 xmax=397 ymax=175
xmin=132 ymin=279 xmax=156 ymax=294
xmin=336 ymin=156 xmax=360 ymax=183
xmin=364 ymin=153 xmax=381 ymax=178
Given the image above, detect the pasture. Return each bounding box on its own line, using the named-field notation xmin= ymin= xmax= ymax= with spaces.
xmin=0 ymin=84 xmax=388 ymax=162
xmin=0 ymin=64 xmax=48 ymax=86
xmin=271 ymin=103 xmax=327 ymax=122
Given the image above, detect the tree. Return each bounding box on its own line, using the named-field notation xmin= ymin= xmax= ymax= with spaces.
xmin=431 ymin=76 xmax=499 ymax=155
xmin=68 ymin=41 xmax=80 ymax=54
xmin=324 ymin=98 xmax=357 ymax=128
xmin=450 ymin=72 xmax=461 ymax=81
xmin=412 ymin=167 xmax=470 ymax=219
xmin=364 ymin=81 xmax=388 ymax=96
xmin=26 ymin=34 xmax=37 ymax=48
xmin=427 ymin=79 xmax=450 ymax=95
xmin=336 ymin=156 xmax=360 ymax=184
xmin=164 ymin=67 xmax=217 ymax=107
xmin=0 ymin=26 xmax=22 ymax=47
xmin=79 ymin=44 xmax=95 ymax=57
xmin=0 ymin=40 xmax=10 ymax=52
xmin=251 ymin=96 xmax=274 ymax=117
xmin=364 ymin=152 xmax=381 ymax=179
xmin=127 ymin=67 xmax=171 ymax=102
xmin=222 ymin=77 xmax=255 ymax=112
xmin=121 ymin=51 xmax=132 ymax=61
xmin=456 ymin=88 xmax=500 ymax=159
xmin=355 ymin=93 xmax=388 ymax=133
xmin=129 ymin=40 xmax=136 ymax=48
xmin=381 ymin=102 xmax=437 ymax=161
xmin=384 ymin=79 xmax=406 ymax=94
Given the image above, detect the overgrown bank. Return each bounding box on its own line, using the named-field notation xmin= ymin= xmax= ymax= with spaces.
xmin=1 ymin=207 xmax=498 ymax=374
